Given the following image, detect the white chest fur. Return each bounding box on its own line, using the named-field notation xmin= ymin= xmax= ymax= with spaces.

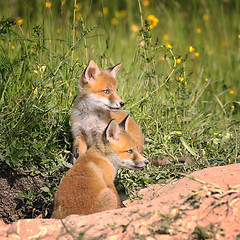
xmin=71 ymin=97 xmax=108 ymax=147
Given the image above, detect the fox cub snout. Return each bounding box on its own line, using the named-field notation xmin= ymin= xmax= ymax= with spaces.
xmin=79 ymin=60 xmax=124 ymax=111
xmin=71 ymin=60 xmax=144 ymax=158
xmin=52 ymin=115 xmax=149 ymax=219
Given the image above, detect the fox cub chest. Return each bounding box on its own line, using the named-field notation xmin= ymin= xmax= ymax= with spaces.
xmin=77 ymin=111 xmax=107 ymax=147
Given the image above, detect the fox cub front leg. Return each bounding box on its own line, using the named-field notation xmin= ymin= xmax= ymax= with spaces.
xmin=72 ymin=137 xmax=87 ymax=159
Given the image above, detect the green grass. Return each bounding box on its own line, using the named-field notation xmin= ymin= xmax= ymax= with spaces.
xmin=0 ymin=0 xmax=239 ymax=218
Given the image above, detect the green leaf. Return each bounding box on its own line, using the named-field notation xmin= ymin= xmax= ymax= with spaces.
xmin=62 ymin=161 xmax=73 ymax=169
xmin=18 ymin=150 xmax=26 ymax=158
xmin=18 ymin=192 xmax=28 ymax=199
xmin=41 ymin=186 xmax=50 ymax=193
xmin=180 ymin=137 xmax=197 ymax=157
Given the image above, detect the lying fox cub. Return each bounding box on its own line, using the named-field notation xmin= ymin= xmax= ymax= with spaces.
xmin=52 ymin=116 xmax=149 ymax=218
xmin=71 ymin=60 xmax=144 ymax=159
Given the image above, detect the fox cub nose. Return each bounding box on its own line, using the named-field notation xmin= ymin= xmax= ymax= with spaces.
xmin=120 ymin=101 xmax=125 ymax=107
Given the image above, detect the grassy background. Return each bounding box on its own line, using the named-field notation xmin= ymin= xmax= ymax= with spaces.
xmin=0 ymin=0 xmax=239 ymax=218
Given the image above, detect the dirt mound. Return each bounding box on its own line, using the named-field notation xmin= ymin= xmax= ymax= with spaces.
xmin=0 ymin=166 xmax=43 ymax=224
xmin=0 ymin=164 xmax=240 ymax=239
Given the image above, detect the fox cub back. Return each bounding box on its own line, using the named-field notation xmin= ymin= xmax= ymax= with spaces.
xmin=71 ymin=60 xmax=144 ymax=159
xmin=52 ymin=116 xmax=149 ymax=219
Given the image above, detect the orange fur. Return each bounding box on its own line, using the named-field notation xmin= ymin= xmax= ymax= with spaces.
xmin=71 ymin=60 xmax=144 ymax=159
xmin=52 ymin=118 xmax=148 ymax=219
xmin=110 ymin=111 xmax=144 ymax=153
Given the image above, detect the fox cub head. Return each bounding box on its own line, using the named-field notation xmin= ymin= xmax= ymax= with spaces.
xmin=79 ymin=60 xmax=124 ymax=111
xmin=99 ymin=115 xmax=149 ymax=170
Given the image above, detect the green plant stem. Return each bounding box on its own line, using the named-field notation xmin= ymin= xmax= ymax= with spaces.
xmin=82 ymin=19 xmax=88 ymax=61
xmin=130 ymin=46 xmax=176 ymax=108
xmin=137 ymin=0 xmax=144 ymax=29
xmin=72 ymin=0 xmax=77 ymax=63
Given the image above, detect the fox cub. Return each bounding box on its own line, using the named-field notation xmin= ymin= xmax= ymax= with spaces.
xmin=51 ymin=116 xmax=149 ymax=219
xmin=71 ymin=60 xmax=144 ymax=159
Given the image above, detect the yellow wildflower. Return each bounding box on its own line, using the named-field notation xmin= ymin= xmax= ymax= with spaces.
xmin=189 ymin=46 xmax=195 ymax=53
xmin=45 ymin=2 xmax=52 ymax=8
xmin=152 ymin=22 xmax=157 ymax=27
xmin=111 ymin=18 xmax=118 ymax=25
xmin=176 ymin=58 xmax=182 ymax=64
xmin=175 ymin=131 xmax=182 ymax=135
xmin=179 ymin=77 xmax=184 ymax=82
xmin=238 ymin=34 xmax=240 ymax=39
xmin=147 ymin=15 xmax=155 ymax=21
xmin=196 ymin=28 xmax=201 ymax=34
xmin=205 ymin=78 xmax=209 ymax=82
xmin=56 ymin=28 xmax=61 ymax=34
xmin=194 ymin=52 xmax=199 ymax=57
xmin=75 ymin=4 xmax=81 ymax=11
xmin=143 ymin=0 xmax=150 ymax=6
xmin=163 ymin=34 xmax=168 ymax=41
xmin=11 ymin=45 xmax=15 ymax=50
xmin=147 ymin=14 xmax=158 ymax=29
xmin=152 ymin=19 xmax=158 ymax=27
xmin=17 ymin=19 xmax=23 ymax=25
xmin=76 ymin=57 xmax=79 ymax=61
xmin=166 ymin=42 xmax=172 ymax=49
xmin=170 ymin=131 xmax=182 ymax=135
xmin=220 ymin=41 xmax=226 ymax=47
xmin=153 ymin=17 xmax=158 ymax=23
xmin=229 ymin=89 xmax=235 ymax=95
xmin=115 ymin=11 xmax=121 ymax=18
xmin=203 ymin=14 xmax=209 ymax=21
xmin=120 ymin=10 xmax=127 ymax=17
xmin=115 ymin=10 xmax=127 ymax=18
xmin=103 ymin=7 xmax=108 ymax=15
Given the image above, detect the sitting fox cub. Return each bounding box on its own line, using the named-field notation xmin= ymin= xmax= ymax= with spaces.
xmin=52 ymin=116 xmax=149 ymax=218
xmin=71 ymin=60 xmax=144 ymax=158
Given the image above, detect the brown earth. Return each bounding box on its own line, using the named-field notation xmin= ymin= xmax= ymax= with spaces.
xmin=0 ymin=163 xmax=240 ymax=239
xmin=0 ymin=166 xmax=44 ymax=224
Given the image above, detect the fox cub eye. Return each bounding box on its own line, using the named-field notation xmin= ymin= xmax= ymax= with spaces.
xmin=127 ymin=149 xmax=133 ymax=154
xmin=103 ymin=89 xmax=110 ymax=94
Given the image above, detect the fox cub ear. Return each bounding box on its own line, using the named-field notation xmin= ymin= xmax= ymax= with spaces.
xmin=106 ymin=63 xmax=122 ymax=78
xmin=84 ymin=60 xmax=101 ymax=83
xmin=104 ymin=119 xmax=120 ymax=142
xmin=119 ymin=115 xmax=130 ymax=132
